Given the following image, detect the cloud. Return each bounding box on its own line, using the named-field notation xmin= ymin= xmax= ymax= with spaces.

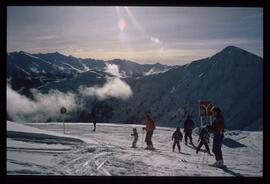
xmin=79 ymin=78 xmax=133 ymax=101
xmin=105 ymin=63 xmax=122 ymax=77
xmin=150 ymin=36 xmax=162 ymax=44
xmin=7 ymin=84 xmax=77 ymax=122
xmin=81 ymin=64 xmax=133 ymax=100
xmin=36 ymin=35 xmax=57 ymax=40
xmin=6 ymin=64 xmax=133 ymax=122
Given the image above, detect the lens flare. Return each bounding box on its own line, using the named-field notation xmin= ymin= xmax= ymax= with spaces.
xmin=118 ymin=18 xmax=126 ymax=31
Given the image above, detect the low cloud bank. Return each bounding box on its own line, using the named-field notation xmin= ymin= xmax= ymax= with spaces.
xmin=7 ymin=64 xmax=133 ymax=122
xmin=7 ymin=84 xmax=77 ymax=122
xmin=79 ymin=77 xmax=133 ymax=101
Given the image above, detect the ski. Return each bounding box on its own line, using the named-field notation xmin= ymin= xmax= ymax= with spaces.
xmin=179 ymin=152 xmax=191 ymax=156
xmin=143 ymin=147 xmax=162 ymax=153
xmin=180 ymin=159 xmax=210 ymax=166
xmin=208 ymin=164 xmax=227 ymax=169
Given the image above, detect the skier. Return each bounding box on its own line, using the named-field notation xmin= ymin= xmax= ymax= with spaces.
xmin=91 ymin=113 xmax=97 ymax=132
xmin=172 ymin=127 xmax=183 ymax=153
xmin=131 ymin=128 xmax=138 ymax=148
xmin=142 ymin=112 xmax=156 ymax=150
xmin=196 ymin=127 xmax=213 ymax=156
xmin=206 ymin=106 xmax=225 ymax=166
xmin=183 ymin=115 xmax=195 ymax=145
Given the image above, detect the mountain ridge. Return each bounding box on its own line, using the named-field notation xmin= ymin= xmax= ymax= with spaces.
xmin=6 ymin=46 xmax=263 ymax=130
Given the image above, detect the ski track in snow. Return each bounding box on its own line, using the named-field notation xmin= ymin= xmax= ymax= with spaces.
xmin=7 ymin=122 xmax=262 ymax=176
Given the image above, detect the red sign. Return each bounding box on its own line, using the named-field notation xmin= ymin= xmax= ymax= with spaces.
xmin=60 ymin=107 xmax=67 ymax=114
xmin=199 ymin=100 xmax=214 ymax=116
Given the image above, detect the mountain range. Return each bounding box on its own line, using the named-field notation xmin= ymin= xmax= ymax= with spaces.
xmin=6 ymin=46 xmax=263 ymax=130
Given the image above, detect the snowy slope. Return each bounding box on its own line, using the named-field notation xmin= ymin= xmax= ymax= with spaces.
xmin=7 ymin=121 xmax=262 ymax=176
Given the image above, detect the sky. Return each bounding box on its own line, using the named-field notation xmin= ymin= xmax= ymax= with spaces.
xmin=7 ymin=6 xmax=263 ymax=65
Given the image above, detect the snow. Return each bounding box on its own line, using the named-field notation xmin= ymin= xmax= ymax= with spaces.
xmin=29 ymin=67 xmax=40 ymax=74
xmin=7 ymin=121 xmax=96 ymax=144
xmin=80 ymin=62 xmax=90 ymax=72
xmin=7 ymin=139 xmax=71 ymax=151
xmin=7 ymin=121 xmax=262 ymax=176
xmin=144 ymin=68 xmax=171 ymax=76
xmin=88 ymin=70 xmax=105 ymax=77
xmin=198 ymin=73 xmax=204 ymax=78
xmin=62 ymin=62 xmax=84 ymax=73
xmin=170 ymin=87 xmax=176 ymax=94
xmin=23 ymin=52 xmax=52 ymax=65
xmin=14 ymin=65 xmax=30 ymax=75
xmin=23 ymin=52 xmax=41 ymax=60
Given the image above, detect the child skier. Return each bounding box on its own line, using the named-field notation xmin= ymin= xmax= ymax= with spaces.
xmin=131 ymin=128 xmax=138 ymax=148
xmin=196 ymin=127 xmax=213 ymax=156
xmin=172 ymin=127 xmax=183 ymax=153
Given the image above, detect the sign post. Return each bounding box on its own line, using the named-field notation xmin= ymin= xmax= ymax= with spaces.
xmin=199 ymin=100 xmax=214 ymax=127
xmin=60 ymin=107 xmax=67 ymax=134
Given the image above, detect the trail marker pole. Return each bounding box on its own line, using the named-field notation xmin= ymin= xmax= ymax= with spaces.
xmin=60 ymin=107 xmax=67 ymax=134
xmin=63 ymin=115 xmax=65 ymax=134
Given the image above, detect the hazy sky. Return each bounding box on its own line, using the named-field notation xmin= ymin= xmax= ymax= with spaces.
xmin=7 ymin=6 xmax=263 ymax=65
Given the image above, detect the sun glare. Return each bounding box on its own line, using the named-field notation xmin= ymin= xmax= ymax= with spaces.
xmin=118 ymin=18 xmax=126 ymax=31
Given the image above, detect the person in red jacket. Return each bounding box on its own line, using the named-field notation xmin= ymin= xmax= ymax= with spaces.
xmin=143 ymin=112 xmax=156 ymax=150
xmin=206 ymin=106 xmax=225 ymax=166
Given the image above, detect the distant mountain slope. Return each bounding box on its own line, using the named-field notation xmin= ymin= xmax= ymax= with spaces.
xmin=110 ymin=46 xmax=263 ymax=130
xmin=7 ymin=51 xmax=171 ymax=94
xmin=7 ymin=51 xmax=78 ymax=95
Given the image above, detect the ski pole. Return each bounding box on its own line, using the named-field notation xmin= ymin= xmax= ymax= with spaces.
xmin=141 ymin=129 xmax=145 ymax=148
xmin=206 ymin=152 xmax=209 ymax=164
xmin=197 ymin=151 xmax=201 ymax=168
xmin=203 ymin=152 xmax=205 ymax=164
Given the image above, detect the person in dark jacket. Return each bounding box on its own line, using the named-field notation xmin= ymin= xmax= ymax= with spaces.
xmin=196 ymin=127 xmax=213 ymax=156
xmin=131 ymin=128 xmax=139 ymax=148
xmin=143 ymin=112 xmax=155 ymax=150
xmin=172 ymin=127 xmax=183 ymax=153
xmin=183 ymin=115 xmax=195 ymax=145
xmin=206 ymin=106 xmax=225 ymax=166
xmin=90 ymin=113 xmax=97 ymax=132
